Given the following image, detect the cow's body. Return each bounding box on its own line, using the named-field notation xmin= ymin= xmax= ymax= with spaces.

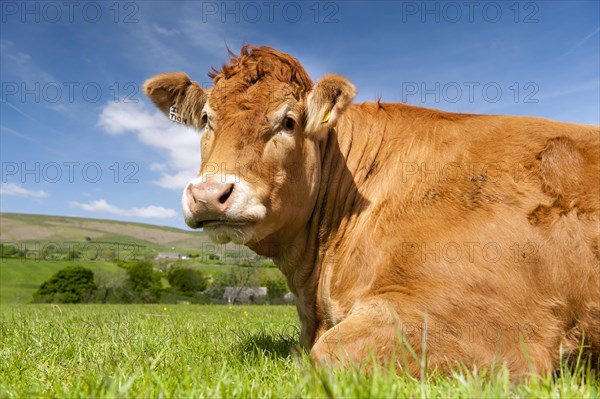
xmin=290 ymin=103 xmax=599 ymax=376
xmin=144 ymin=46 xmax=599 ymax=377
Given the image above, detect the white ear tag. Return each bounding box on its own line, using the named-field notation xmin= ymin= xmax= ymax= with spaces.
xmin=169 ymin=105 xmax=187 ymax=124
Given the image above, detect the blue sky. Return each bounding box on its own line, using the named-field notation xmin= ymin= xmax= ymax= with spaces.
xmin=1 ymin=1 xmax=598 ymax=229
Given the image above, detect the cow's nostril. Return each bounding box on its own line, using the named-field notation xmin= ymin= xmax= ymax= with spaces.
xmin=186 ymin=184 xmax=196 ymax=204
xmin=219 ymin=184 xmax=234 ymax=204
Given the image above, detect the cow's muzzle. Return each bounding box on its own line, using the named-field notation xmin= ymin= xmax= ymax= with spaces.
xmin=183 ymin=180 xmax=235 ymax=228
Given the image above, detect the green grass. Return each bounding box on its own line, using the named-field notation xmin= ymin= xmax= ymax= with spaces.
xmin=0 ymin=259 xmax=124 ymax=304
xmin=1 ymin=305 xmax=598 ymax=398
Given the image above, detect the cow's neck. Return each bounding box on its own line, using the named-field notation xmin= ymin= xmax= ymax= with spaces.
xmin=271 ymin=104 xmax=383 ymax=346
xmin=271 ymin=112 xmax=375 ymax=268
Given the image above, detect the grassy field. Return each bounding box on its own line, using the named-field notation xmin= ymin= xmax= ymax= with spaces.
xmin=1 ymin=214 xmax=598 ymax=397
xmin=1 ymin=305 xmax=598 ymax=398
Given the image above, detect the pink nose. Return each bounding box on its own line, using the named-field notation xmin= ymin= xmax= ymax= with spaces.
xmin=185 ymin=181 xmax=235 ymax=223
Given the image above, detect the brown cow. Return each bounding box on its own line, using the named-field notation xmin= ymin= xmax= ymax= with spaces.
xmin=144 ymin=45 xmax=599 ymax=377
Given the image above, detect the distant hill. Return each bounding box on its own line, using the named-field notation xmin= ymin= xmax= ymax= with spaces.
xmin=0 ymin=214 xmax=274 ymax=304
xmin=0 ymin=213 xmax=244 ymax=254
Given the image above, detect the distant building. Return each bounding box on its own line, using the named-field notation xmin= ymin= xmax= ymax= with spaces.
xmin=283 ymin=292 xmax=295 ymax=304
xmin=156 ymin=252 xmax=181 ymax=260
xmin=223 ymin=287 xmax=267 ymax=304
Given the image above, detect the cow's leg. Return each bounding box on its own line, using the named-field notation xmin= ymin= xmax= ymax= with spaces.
xmin=577 ymin=301 xmax=600 ymax=368
xmin=310 ymin=297 xmax=454 ymax=376
xmin=310 ymin=293 xmax=575 ymax=377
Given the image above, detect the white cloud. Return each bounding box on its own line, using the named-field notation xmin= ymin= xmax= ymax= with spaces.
xmin=153 ymin=23 xmax=179 ymax=37
xmin=148 ymin=163 xmax=167 ymax=172
xmin=153 ymin=170 xmax=197 ymax=190
xmin=126 ymin=22 xmax=190 ymax=69
xmin=70 ymin=199 xmax=177 ymax=219
xmin=0 ymin=183 xmax=48 ymax=198
xmin=180 ymin=18 xmax=234 ymax=56
xmin=1 ymin=41 xmax=55 ymax=83
xmin=178 ymin=2 xmax=250 ymax=57
xmin=97 ymin=101 xmax=200 ymax=191
xmin=0 ymin=39 xmax=13 ymax=51
xmin=8 ymin=52 xmax=31 ymax=64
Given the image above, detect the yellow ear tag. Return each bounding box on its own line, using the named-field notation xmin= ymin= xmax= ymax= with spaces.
xmin=321 ymin=109 xmax=332 ymax=124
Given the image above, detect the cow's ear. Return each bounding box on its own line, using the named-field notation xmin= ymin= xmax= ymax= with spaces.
xmin=143 ymin=71 xmax=208 ymax=130
xmin=305 ymin=74 xmax=356 ymax=139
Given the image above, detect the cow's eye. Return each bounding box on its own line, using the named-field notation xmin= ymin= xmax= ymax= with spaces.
xmin=282 ymin=117 xmax=296 ymax=131
xmin=201 ymin=113 xmax=213 ymax=130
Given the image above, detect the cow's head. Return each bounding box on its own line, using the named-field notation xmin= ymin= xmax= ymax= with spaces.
xmin=144 ymin=46 xmax=356 ymax=253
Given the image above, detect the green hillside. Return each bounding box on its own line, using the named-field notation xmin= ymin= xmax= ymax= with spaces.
xmin=2 ymin=213 xmax=206 ymax=251
xmin=0 ymin=213 xmax=275 ymax=304
xmin=0 ymin=212 xmax=254 ymax=255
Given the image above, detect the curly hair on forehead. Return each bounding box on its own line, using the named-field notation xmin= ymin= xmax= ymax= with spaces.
xmin=208 ymin=45 xmax=313 ymax=96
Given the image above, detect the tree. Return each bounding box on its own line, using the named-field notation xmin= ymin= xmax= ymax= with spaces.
xmin=124 ymin=261 xmax=163 ymax=303
xmin=0 ymin=243 xmax=18 ymax=258
xmin=208 ymin=266 xmax=259 ymax=303
xmin=93 ymin=268 xmax=127 ymax=304
xmin=65 ymin=249 xmax=80 ymax=260
xmin=34 ymin=266 xmax=97 ymax=303
xmin=168 ymin=267 xmax=207 ymax=294
xmin=264 ymin=276 xmax=289 ymax=300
